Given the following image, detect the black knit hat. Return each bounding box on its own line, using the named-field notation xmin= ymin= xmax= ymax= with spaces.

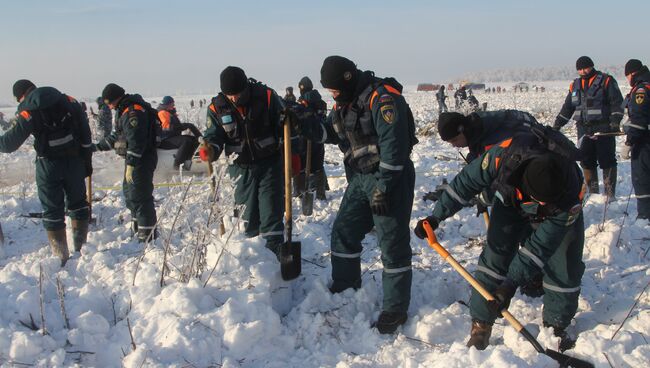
xmin=220 ymin=66 xmax=248 ymax=95
xmin=625 ymin=59 xmax=644 ymax=76
xmin=320 ymin=56 xmax=359 ymax=91
xmin=13 ymin=79 xmax=36 ymax=101
xmin=576 ymin=56 xmax=594 ymax=70
xmin=299 ymin=76 xmax=313 ymax=93
xmin=102 ymin=83 xmax=125 ymax=104
xmin=438 ymin=112 xmax=469 ymax=141
xmin=521 ymin=154 xmax=569 ymax=203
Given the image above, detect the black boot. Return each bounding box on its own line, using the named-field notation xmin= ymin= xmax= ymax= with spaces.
xmin=544 ymin=323 xmax=576 ymax=351
xmin=375 ymin=311 xmax=408 ymax=334
xmin=137 ymin=227 xmax=158 ymax=243
xmin=71 ymin=219 xmax=89 ymax=252
xmin=520 ymin=272 xmax=545 ymax=298
xmin=466 ymin=320 xmax=492 ymax=350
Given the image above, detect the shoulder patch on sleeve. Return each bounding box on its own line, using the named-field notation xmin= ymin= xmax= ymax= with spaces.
xmin=482 ymin=153 xmax=490 ymax=170
xmin=635 ymin=90 xmax=646 ymax=105
xmin=380 ymin=104 xmax=395 ymax=124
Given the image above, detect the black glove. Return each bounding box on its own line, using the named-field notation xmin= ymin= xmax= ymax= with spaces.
xmin=414 ymin=216 xmax=438 ymax=239
xmin=488 ymin=279 xmax=517 ymax=316
xmin=370 ymin=187 xmax=389 ymax=216
xmin=475 ymin=201 xmax=488 ymax=217
xmin=282 ymin=108 xmax=301 ymax=135
xmin=422 ymin=190 xmax=442 ymax=202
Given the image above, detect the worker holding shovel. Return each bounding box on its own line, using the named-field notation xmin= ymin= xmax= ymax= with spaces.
xmin=414 ymin=131 xmax=587 ymax=352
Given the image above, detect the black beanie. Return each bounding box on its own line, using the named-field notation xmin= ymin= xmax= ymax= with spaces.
xmin=299 ymin=76 xmax=313 ymax=93
xmin=521 ymin=154 xmax=569 ymax=203
xmin=576 ymin=56 xmax=594 ymax=70
xmin=625 ymin=59 xmax=643 ymax=76
xmin=102 ymin=83 xmax=125 ymax=104
xmin=13 ymin=79 xmax=36 ymax=101
xmin=320 ymin=56 xmax=359 ymax=92
xmin=438 ymin=112 xmax=469 ymax=141
xmin=220 ymin=66 xmax=248 ymax=95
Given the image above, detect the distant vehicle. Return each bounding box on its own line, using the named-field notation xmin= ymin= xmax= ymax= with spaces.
xmin=513 ymin=82 xmax=530 ymax=89
xmin=463 ymin=83 xmax=486 ymax=90
xmin=417 ymin=83 xmax=441 ymax=92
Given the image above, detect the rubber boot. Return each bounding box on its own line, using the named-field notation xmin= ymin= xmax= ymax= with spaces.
xmin=47 ymin=229 xmax=70 ymax=267
xmin=131 ymin=220 xmax=138 ymax=238
xmin=315 ymin=170 xmax=328 ymax=201
xmin=293 ymin=173 xmax=306 ymax=198
xmin=583 ymin=168 xmax=599 ymax=194
xmin=375 ymin=311 xmax=408 ymax=334
xmin=71 ymin=219 xmax=89 ymax=252
xmin=137 ymin=227 xmax=158 ymax=243
xmin=603 ymin=167 xmax=617 ymax=200
xmin=466 ymin=320 xmax=492 ymax=350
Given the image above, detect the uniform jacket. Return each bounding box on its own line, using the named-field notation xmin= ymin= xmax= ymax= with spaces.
xmin=624 ymin=68 xmax=650 ymax=148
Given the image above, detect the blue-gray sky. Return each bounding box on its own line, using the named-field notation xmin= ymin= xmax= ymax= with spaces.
xmin=1 ymin=0 xmax=648 ymax=103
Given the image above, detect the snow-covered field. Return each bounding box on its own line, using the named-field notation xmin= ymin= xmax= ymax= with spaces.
xmin=0 ymin=83 xmax=649 ymax=367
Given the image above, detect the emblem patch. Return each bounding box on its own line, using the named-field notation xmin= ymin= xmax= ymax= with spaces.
xmin=481 ymin=153 xmax=490 ymax=170
xmin=380 ymin=105 xmax=395 ymax=124
xmin=129 ymin=117 xmax=138 ymax=127
xmin=566 ymin=204 xmax=582 ymax=226
xmin=636 ymin=92 xmax=645 ymax=105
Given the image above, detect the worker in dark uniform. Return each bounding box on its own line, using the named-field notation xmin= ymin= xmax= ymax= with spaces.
xmin=95 ymin=83 xmax=158 ymax=242
xmin=622 ymin=59 xmax=650 ymax=220
xmin=0 ymin=80 xmax=93 ymax=265
xmin=415 ymin=130 xmax=586 ymax=352
xmin=296 ymin=56 xmax=418 ymax=334
xmin=284 ymin=86 xmax=296 ymax=103
xmin=553 ymin=56 xmax=624 ymax=198
xmin=157 ymin=96 xmax=202 ymax=170
xmin=200 ymin=66 xmax=285 ymax=254
xmin=436 ymin=85 xmax=448 ymax=113
xmin=91 ymin=96 xmax=113 ymax=139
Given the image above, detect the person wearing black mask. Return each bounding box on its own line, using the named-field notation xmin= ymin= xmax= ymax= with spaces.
xmin=296 ymin=56 xmax=418 ymax=334
xmin=553 ymin=56 xmax=624 ymax=199
xmin=200 ymin=66 xmax=286 ymax=256
xmin=622 ymin=59 xmax=650 ymax=220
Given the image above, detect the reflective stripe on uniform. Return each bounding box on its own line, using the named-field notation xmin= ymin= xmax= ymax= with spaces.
xmin=352 ymin=145 xmax=378 ymax=158
xmin=259 ymin=230 xmax=283 ymax=237
xmin=331 ymin=251 xmax=361 ymax=259
xmin=68 ymin=206 xmax=89 ymax=213
xmin=586 ymin=109 xmax=602 ymax=115
xmin=476 ymin=265 xmax=507 ymax=281
xmin=379 ymin=162 xmax=403 ymax=171
xmin=519 ymin=247 xmax=544 ymax=268
xmin=138 ymin=225 xmax=156 ymax=230
xmin=127 ymin=151 xmax=142 ymax=158
xmin=623 ymin=122 xmax=648 ymax=130
xmin=81 ymin=143 xmax=93 ymax=148
xmin=257 ymin=136 xmax=276 ymax=148
xmin=442 ymin=184 xmax=470 ymax=206
xmin=43 ymin=218 xmax=64 ymax=223
xmin=558 ymin=114 xmax=571 ymax=122
xmin=384 ymin=265 xmax=411 ymax=274
xmin=611 ymin=112 xmax=624 ymax=117
xmin=636 ymin=194 xmax=650 ymax=199
xmin=48 ymin=134 xmax=74 ymax=147
xmin=543 ymin=282 xmax=580 ymax=293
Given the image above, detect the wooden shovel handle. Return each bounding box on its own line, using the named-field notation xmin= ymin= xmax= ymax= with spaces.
xmin=283 ymin=119 xmax=292 ymax=222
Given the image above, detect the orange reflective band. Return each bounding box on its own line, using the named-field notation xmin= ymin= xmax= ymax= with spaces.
xmin=300 ymin=100 xmax=309 ymax=107
xmin=267 ymin=89 xmax=272 ymax=108
xmin=132 ymin=104 xmax=145 ymax=112
xmin=588 ymin=75 xmax=596 ymax=87
xmin=579 ymin=182 xmax=586 ymax=201
xmin=67 ymin=95 xmax=77 ymax=103
xmin=209 ymin=104 xmax=216 ymax=113
xmin=19 ymin=111 xmax=31 ymax=120
xmin=605 ymin=76 xmax=611 ymax=88
xmin=485 ymin=143 xmax=495 ymax=151
xmin=383 ymin=85 xmax=401 ymax=96
xmin=158 ymin=110 xmax=172 ymax=130
xmin=498 ymin=138 xmax=513 ymax=148
xmin=569 ymin=82 xmax=574 ymax=92
xmin=515 ymin=188 xmax=524 ymax=200
xmin=495 ymin=157 xmax=501 ymax=169
xmin=369 ymin=91 xmax=380 ymax=110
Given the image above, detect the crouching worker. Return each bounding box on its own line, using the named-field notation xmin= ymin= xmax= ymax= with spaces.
xmin=414 ymin=130 xmax=587 ymax=351
xmin=157 ymin=96 xmax=202 ymax=170
xmin=0 ymin=80 xmax=93 ymax=265
xmin=95 ymin=83 xmax=158 ymax=242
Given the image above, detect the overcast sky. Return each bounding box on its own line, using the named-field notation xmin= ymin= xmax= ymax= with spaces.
xmin=1 ymin=0 xmax=648 ymax=103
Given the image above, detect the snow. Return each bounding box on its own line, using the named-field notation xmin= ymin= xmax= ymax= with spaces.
xmin=0 ymin=84 xmax=649 ymax=367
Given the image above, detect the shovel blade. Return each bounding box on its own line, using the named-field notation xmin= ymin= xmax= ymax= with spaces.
xmin=280 ymin=241 xmax=301 ymax=281
xmin=301 ymin=191 xmax=314 ymax=216
xmin=544 ymin=349 xmax=594 ymax=368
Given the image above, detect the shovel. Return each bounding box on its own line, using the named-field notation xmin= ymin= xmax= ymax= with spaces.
xmin=422 ymin=221 xmax=594 ymax=368
xmin=301 ymin=140 xmax=314 ymax=216
xmin=281 ymin=116 xmax=301 ymax=281
xmin=87 ymin=175 xmax=97 ymax=225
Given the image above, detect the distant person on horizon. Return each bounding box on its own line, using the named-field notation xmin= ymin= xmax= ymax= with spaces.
xmin=553 ymin=56 xmax=624 ymax=199
xmin=436 ymin=85 xmax=448 ymax=113
xmin=284 ymin=86 xmax=296 ymax=103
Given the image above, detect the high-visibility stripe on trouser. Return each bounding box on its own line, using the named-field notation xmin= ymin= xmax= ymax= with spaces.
xmin=541 ymin=213 xmax=585 ymax=329
xmin=228 ymin=156 xmax=284 ymax=247
xmin=469 ymin=201 xmax=533 ymax=323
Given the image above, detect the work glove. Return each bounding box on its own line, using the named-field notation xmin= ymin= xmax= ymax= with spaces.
xmin=422 ymin=179 xmax=448 ymax=202
xmin=414 ymin=216 xmax=438 ymax=239
xmin=488 ymin=279 xmax=517 ymax=316
xmin=621 ymin=143 xmax=632 ymax=160
xmin=199 ymin=143 xmax=217 ymax=162
xmin=281 ymin=108 xmax=301 ymax=135
xmin=125 ymin=165 xmax=135 ymax=184
xmin=370 ymin=187 xmax=389 ymax=216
